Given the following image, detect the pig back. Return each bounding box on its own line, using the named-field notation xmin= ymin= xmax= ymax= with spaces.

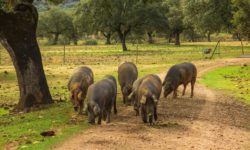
xmin=68 ymin=66 xmax=94 ymax=92
xmin=118 ymin=62 xmax=138 ymax=87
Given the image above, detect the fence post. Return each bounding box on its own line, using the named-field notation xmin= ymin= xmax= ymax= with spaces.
xmin=136 ymin=40 xmax=139 ymax=64
xmin=240 ymin=40 xmax=244 ymax=55
xmin=63 ymin=40 xmax=66 ymax=65
xmin=210 ymin=39 xmax=221 ymax=59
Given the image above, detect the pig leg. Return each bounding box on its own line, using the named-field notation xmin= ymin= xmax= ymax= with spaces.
xmin=123 ymin=95 xmax=126 ymax=104
xmin=141 ymin=108 xmax=147 ymax=123
xmin=79 ymin=101 xmax=83 ymax=115
xmin=121 ymin=87 xmax=126 ymax=104
xmin=182 ymin=84 xmax=187 ymax=96
xmin=97 ymin=113 xmax=102 ymax=125
xmin=134 ymin=101 xmax=140 ymax=116
xmin=154 ymin=105 xmax=158 ymax=121
xmin=103 ymin=111 xmax=107 ymax=121
xmin=191 ymin=80 xmax=196 ymax=98
xmin=106 ymin=111 xmax=111 ymax=124
xmin=173 ymin=88 xmax=178 ymax=99
xmin=113 ymin=97 xmax=117 ymax=114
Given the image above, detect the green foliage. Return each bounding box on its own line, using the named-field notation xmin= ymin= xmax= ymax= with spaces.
xmin=85 ymin=39 xmax=98 ymax=45
xmin=201 ymin=65 xmax=250 ymax=104
xmin=165 ymin=0 xmax=184 ymax=45
xmin=184 ymin=0 xmax=233 ymax=40
xmin=37 ymin=7 xmax=76 ymax=45
xmin=232 ymin=0 xmax=250 ymax=38
xmin=75 ymin=0 xmax=169 ymax=50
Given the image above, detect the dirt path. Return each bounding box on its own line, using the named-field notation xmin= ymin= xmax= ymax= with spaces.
xmin=54 ymin=58 xmax=250 ymax=150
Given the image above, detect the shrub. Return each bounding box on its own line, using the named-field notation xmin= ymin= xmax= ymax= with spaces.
xmin=85 ymin=40 xmax=98 ymax=45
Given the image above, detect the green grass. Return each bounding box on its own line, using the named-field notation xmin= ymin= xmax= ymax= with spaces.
xmin=200 ymin=65 xmax=250 ymax=104
xmin=1 ymin=41 xmax=249 ymax=66
xmin=0 ymin=103 xmax=89 ymax=150
xmin=0 ymin=108 xmax=9 ymax=116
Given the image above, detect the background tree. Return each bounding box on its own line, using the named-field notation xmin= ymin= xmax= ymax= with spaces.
xmin=75 ymin=0 xmax=114 ymax=45
xmin=76 ymin=0 xmax=149 ymax=51
xmin=232 ymin=0 xmax=250 ymax=40
xmin=0 ymin=0 xmax=52 ymax=110
xmin=142 ymin=0 xmax=169 ymax=44
xmin=166 ymin=0 xmax=184 ymax=45
xmin=37 ymin=7 xmax=75 ymax=45
xmin=184 ymin=0 xmax=232 ymax=42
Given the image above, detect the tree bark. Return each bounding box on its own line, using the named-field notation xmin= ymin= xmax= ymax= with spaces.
xmin=117 ymin=27 xmax=130 ymax=51
xmin=175 ymin=32 xmax=180 ymax=46
xmin=0 ymin=2 xmax=52 ymax=110
xmin=207 ymin=32 xmax=211 ymax=42
xmin=121 ymin=37 xmax=127 ymax=51
xmin=72 ymin=33 xmax=78 ymax=45
xmin=235 ymin=33 xmax=241 ymax=41
xmin=53 ymin=33 xmax=59 ymax=45
xmin=103 ymin=32 xmax=111 ymax=45
xmin=168 ymin=34 xmax=172 ymax=43
xmin=147 ymin=32 xmax=154 ymax=44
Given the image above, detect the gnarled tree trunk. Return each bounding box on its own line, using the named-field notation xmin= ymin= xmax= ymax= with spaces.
xmin=53 ymin=33 xmax=60 ymax=45
xmin=117 ymin=26 xmax=131 ymax=51
xmin=207 ymin=32 xmax=211 ymax=42
xmin=175 ymin=32 xmax=180 ymax=46
xmin=0 ymin=2 xmax=52 ymax=110
xmin=103 ymin=32 xmax=111 ymax=45
xmin=147 ymin=32 xmax=154 ymax=44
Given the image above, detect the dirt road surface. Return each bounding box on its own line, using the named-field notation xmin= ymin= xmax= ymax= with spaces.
xmin=55 ymin=58 xmax=250 ymax=150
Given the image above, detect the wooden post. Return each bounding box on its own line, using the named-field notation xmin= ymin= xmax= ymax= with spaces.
xmin=210 ymin=40 xmax=221 ymax=59
xmin=240 ymin=40 xmax=244 ymax=55
xmin=136 ymin=40 xmax=139 ymax=64
xmin=218 ymin=40 xmax=221 ymax=57
xmin=63 ymin=40 xmax=66 ymax=65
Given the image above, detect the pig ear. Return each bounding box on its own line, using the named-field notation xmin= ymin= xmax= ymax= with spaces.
xmin=93 ymin=104 xmax=100 ymax=115
xmin=152 ymin=95 xmax=158 ymax=103
xmin=140 ymin=96 xmax=147 ymax=104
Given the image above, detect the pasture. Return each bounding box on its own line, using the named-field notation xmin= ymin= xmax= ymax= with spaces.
xmin=0 ymin=41 xmax=250 ymax=149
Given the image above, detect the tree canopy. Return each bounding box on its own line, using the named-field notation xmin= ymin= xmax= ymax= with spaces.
xmin=232 ymin=0 xmax=250 ymax=39
xmin=37 ymin=7 xmax=76 ymax=45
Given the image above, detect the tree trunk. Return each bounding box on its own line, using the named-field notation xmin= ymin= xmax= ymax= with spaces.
xmin=236 ymin=33 xmax=241 ymax=41
xmin=117 ymin=29 xmax=128 ymax=51
xmin=121 ymin=37 xmax=127 ymax=51
xmin=175 ymin=32 xmax=180 ymax=46
xmin=0 ymin=2 xmax=52 ymax=110
xmin=73 ymin=38 xmax=78 ymax=45
xmin=248 ymin=34 xmax=250 ymax=41
xmin=72 ymin=33 xmax=78 ymax=45
xmin=207 ymin=32 xmax=211 ymax=42
xmin=53 ymin=33 xmax=59 ymax=45
xmin=105 ymin=32 xmax=111 ymax=45
xmin=147 ymin=32 xmax=154 ymax=44
xmin=168 ymin=34 xmax=172 ymax=43
xmin=191 ymin=33 xmax=195 ymax=42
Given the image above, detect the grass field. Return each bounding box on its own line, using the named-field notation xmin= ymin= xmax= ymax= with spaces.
xmin=0 ymin=41 xmax=249 ymax=149
xmin=200 ymin=65 xmax=250 ymax=104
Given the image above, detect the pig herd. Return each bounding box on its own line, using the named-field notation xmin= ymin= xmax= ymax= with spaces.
xmin=68 ymin=62 xmax=197 ymax=125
